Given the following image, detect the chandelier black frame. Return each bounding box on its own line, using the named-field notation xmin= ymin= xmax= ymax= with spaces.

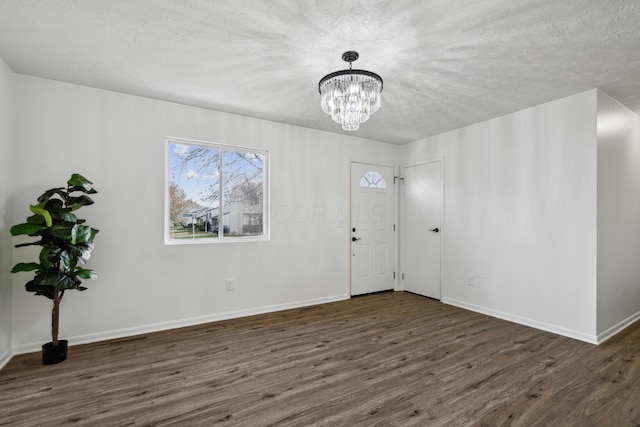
xmin=318 ymin=51 xmax=384 ymax=92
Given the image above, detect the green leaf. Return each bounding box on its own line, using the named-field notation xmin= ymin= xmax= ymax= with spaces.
xmin=47 ymin=244 xmax=61 ymax=257
xmin=61 ymin=212 xmax=78 ymax=222
xmin=26 ymin=214 xmax=46 ymax=225
xmin=49 ymin=223 xmax=74 ymax=241
xmin=74 ymin=225 xmax=96 ymax=244
xmin=25 ymin=280 xmax=37 ymax=293
xmin=37 ymin=188 xmax=66 ymax=204
xmin=67 ymin=174 xmax=95 ymax=193
xmin=26 ymin=279 xmax=56 ymax=299
xmin=59 ymin=274 xmax=81 ymax=290
xmin=67 ymin=195 xmax=95 ymax=210
xmin=74 ymin=268 xmax=97 ymax=280
xmin=25 ymin=279 xmax=54 ymax=299
xmin=69 ymin=186 xmax=97 ymax=195
xmin=10 ymin=223 xmax=44 ymax=236
xmin=35 ymin=271 xmax=77 ymax=290
xmin=70 ymin=224 xmax=78 ymax=245
xmin=29 ymin=204 xmax=53 ymax=227
xmin=45 ymin=198 xmax=64 ymax=210
xmin=39 ymin=246 xmax=54 ymax=269
xmin=59 ymin=250 xmax=72 ymax=272
xmin=44 ymin=199 xmax=67 ymax=220
xmin=68 ymin=242 xmax=94 ymax=263
xmin=11 ymin=262 xmax=41 ymax=273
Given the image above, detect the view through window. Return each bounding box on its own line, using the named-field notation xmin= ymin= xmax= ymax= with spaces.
xmin=166 ymin=138 xmax=268 ymax=243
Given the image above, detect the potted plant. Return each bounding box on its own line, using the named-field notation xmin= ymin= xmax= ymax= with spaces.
xmin=10 ymin=173 xmax=99 ymax=365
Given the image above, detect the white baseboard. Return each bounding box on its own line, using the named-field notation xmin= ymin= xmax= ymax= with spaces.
xmin=11 ymin=293 xmax=350 ymax=356
xmin=0 ymin=348 xmax=13 ymax=371
xmin=442 ymin=297 xmax=599 ymax=344
xmin=10 ymin=293 xmax=631 ymax=362
xmin=597 ymin=310 xmax=640 ymax=344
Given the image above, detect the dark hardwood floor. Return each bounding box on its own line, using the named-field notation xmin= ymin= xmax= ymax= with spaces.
xmin=1 ymin=291 xmax=639 ymax=426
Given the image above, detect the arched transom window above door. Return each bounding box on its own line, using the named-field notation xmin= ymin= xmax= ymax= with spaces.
xmin=360 ymin=171 xmax=387 ymax=189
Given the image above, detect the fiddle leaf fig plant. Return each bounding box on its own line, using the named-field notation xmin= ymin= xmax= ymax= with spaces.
xmin=10 ymin=173 xmax=99 ymax=349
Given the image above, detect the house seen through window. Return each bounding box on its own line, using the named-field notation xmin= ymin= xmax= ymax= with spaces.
xmin=166 ymin=138 xmax=268 ymax=243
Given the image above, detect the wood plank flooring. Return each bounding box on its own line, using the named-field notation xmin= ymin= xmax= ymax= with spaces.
xmin=1 ymin=291 xmax=639 ymax=426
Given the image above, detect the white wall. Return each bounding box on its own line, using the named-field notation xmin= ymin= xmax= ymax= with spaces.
xmin=596 ymin=90 xmax=640 ymax=339
xmin=401 ymin=90 xmax=599 ymax=342
xmin=11 ymin=75 xmax=398 ymax=352
xmin=0 ymin=57 xmax=15 ymax=367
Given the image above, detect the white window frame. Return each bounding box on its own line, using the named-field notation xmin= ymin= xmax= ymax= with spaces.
xmin=164 ymin=137 xmax=269 ymax=245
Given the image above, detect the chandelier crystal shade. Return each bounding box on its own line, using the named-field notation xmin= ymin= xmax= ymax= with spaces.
xmin=318 ymin=51 xmax=383 ymax=131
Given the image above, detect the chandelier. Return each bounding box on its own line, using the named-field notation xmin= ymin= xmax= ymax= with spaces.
xmin=318 ymin=51 xmax=383 ymax=131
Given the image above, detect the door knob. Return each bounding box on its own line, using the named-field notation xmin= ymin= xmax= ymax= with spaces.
xmin=429 ymin=227 xmax=439 ymax=233
xmin=352 ymin=237 xmax=362 ymax=241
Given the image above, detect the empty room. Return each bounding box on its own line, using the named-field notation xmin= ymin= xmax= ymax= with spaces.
xmin=1 ymin=1 xmax=639 ymax=425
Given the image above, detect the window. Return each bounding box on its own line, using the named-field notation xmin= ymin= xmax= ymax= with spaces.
xmin=360 ymin=171 xmax=387 ymax=188
xmin=165 ymin=138 xmax=268 ymax=243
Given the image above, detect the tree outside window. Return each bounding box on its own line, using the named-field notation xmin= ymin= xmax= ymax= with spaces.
xmin=166 ymin=138 xmax=268 ymax=243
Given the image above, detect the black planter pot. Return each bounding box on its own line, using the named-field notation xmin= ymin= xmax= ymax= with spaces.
xmin=42 ymin=340 xmax=68 ymax=365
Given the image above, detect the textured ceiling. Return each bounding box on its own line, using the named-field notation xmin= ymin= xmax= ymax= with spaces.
xmin=1 ymin=0 xmax=639 ymax=144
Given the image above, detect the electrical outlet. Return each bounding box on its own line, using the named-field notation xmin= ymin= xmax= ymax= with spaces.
xmin=226 ymin=279 xmax=234 ymax=291
xmin=467 ymin=276 xmax=474 ymax=286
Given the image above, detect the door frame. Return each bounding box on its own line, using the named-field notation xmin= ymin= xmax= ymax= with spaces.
xmin=349 ymin=161 xmax=399 ymax=296
xmin=399 ymin=157 xmax=445 ymax=297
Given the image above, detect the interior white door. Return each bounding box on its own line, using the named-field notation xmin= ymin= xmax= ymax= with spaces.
xmin=401 ymin=160 xmax=442 ymax=299
xmin=350 ymin=162 xmax=395 ymax=296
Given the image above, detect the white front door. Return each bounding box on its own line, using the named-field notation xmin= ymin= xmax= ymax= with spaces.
xmin=401 ymin=160 xmax=442 ymax=299
xmin=350 ymin=162 xmax=395 ymax=296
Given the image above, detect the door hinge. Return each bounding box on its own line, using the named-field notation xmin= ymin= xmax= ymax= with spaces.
xmin=393 ymin=224 xmax=396 ymax=231
xmin=393 ymin=272 xmax=396 ymax=279
xmin=402 ymin=273 xmax=405 ymax=280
